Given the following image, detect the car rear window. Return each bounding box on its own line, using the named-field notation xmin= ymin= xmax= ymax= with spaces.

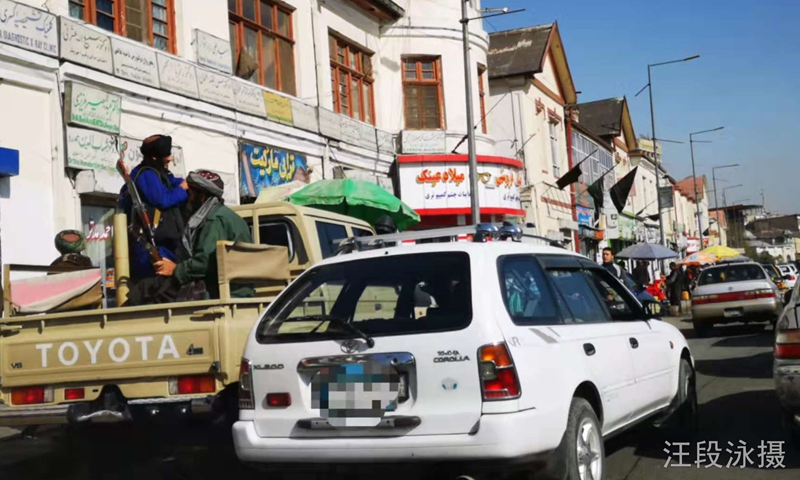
xmin=257 ymin=252 xmax=471 ymax=343
xmin=697 ymin=264 xmax=766 ymax=286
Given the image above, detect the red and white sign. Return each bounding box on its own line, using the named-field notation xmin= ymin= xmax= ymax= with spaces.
xmin=398 ymin=155 xmax=525 ymax=216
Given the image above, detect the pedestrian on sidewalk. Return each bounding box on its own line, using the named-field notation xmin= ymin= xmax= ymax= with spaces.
xmin=665 ymin=262 xmax=685 ymax=316
xmin=633 ymin=260 xmax=651 ymax=287
xmin=601 ymin=247 xmax=622 ymax=279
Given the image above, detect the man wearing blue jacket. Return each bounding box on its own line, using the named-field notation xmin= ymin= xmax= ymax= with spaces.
xmin=120 ymin=134 xmax=188 ymax=280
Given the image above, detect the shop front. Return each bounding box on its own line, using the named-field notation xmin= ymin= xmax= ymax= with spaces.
xmin=609 ymin=213 xmax=638 ymax=253
xmin=396 ymin=155 xmax=525 ymax=228
xmin=577 ymin=205 xmax=603 ymax=261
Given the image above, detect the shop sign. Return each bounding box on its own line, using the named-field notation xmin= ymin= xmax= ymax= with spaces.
xmin=687 ymin=237 xmax=700 ymax=254
xmin=239 ymin=142 xmax=309 ymax=198
xmin=401 ymin=130 xmax=446 ymax=154
xmin=60 ymin=17 xmax=112 ymax=73
xmin=64 ymin=82 xmax=122 ymax=134
xmin=196 ymin=67 xmax=235 ymax=108
xmin=618 ymin=216 xmax=637 ymax=241
xmin=659 ymin=186 xmax=674 ymax=209
xmin=233 ymin=78 xmax=267 ymax=117
xmin=576 ymin=206 xmax=593 ymax=227
xmin=291 ymin=101 xmax=318 ymax=133
xmin=318 ymin=108 xmax=342 ymax=140
xmin=111 ymin=37 xmax=159 ymax=88
xmin=580 ymin=226 xmax=602 ymax=240
xmin=605 ymin=212 xmax=619 ymax=240
xmin=646 ymin=227 xmax=658 ymax=244
xmin=398 ymin=162 xmax=523 ymax=213
xmin=0 ymin=1 xmax=58 ymax=57
xmin=66 ymin=127 xmax=117 ymax=171
xmin=157 ymin=53 xmax=199 ymax=98
xmin=263 ymin=91 xmax=293 ymax=125
xmin=192 ymin=29 xmax=232 ymax=75
xmin=120 ymin=136 xmax=186 ymax=177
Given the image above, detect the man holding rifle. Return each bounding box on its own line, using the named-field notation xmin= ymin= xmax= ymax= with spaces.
xmin=119 ymin=134 xmax=188 ymax=281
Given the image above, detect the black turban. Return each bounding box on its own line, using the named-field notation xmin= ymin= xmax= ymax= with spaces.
xmin=140 ymin=135 xmax=172 ymax=159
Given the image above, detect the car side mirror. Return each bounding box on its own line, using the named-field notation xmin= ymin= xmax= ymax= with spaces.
xmin=642 ymin=300 xmax=662 ymax=319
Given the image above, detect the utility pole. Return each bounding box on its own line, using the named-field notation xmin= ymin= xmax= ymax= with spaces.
xmin=460 ymin=0 xmax=480 ymax=225
xmin=689 ymin=127 xmax=724 ymax=249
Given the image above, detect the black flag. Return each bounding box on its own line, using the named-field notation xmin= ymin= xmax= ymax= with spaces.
xmin=587 ymin=177 xmax=604 ymax=210
xmin=556 ymin=164 xmax=582 ymax=190
xmin=610 ymin=166 xmax=638 ymax=213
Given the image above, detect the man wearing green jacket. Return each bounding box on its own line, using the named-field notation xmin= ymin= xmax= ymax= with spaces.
xmin=154 ymin=170 xmax=254 ymax=299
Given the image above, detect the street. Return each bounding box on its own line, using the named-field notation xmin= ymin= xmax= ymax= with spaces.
xmin=0 ymin=317 xmax=795 ymax=480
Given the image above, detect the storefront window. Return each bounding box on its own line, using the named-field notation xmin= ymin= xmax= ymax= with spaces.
xmin=81 ymin=203 xmax=117 ymax=308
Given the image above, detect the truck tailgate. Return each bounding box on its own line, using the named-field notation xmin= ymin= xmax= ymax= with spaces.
xmin=0 ymin=304 xmax=221 ymax=388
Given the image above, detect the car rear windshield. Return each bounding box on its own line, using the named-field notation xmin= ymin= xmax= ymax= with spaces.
xmin=256 ymin=252 xmax=471 ymax=343
xmin=697 ymin=264 xmax=766 ymax=286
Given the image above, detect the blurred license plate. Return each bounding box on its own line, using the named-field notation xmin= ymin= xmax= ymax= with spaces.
xmin=723 ymin=309 xmax=743 ymax=318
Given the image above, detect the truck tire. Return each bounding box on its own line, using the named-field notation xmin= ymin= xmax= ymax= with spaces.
xmin=547 ymin=397 xmax=605 ymax=480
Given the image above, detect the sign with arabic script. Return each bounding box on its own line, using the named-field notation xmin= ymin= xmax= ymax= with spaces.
xmin=157 ymin=53 xmax=199 ymax=98
xmin=193 ymin=29 xmax=232 ymax=75
xmin=401 ymin=130 xmax=446 ymax=154
xmin=120 ymin=136 xmax=186 ymax=178
xmin=196 ymin=67 xmax=235 ymax=108
xmin=398 ymin=160 xmax=523 ymax=214
xmin=0 ymin=1 xmax=58 ymax=56
xmin=64 ymin=82 xmax=121 ymax=134
xmin=66 ymin=127 xmax=118 ymax=171
xmin=239 ymin=142 xmax=309 ymax=198
xmin=232 ymin=78 xmax=266 ymax=117
xmin=111 ymin=37 xmax=159 ymax=88
xmin=60 ymin=17 xmax=112 ymax=73
xmin=264 ymin=91 xmax=293 ymax=125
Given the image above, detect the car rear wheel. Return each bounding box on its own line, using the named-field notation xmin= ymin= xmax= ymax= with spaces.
xmin=548 ymin=397 xmax=605 ymax=480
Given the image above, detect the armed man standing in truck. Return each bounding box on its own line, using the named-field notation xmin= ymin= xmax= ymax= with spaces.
xmin=120 ymin=135 xmax=188 ymax=280
xmin=150 ymin=170 xmax=254 ymax=300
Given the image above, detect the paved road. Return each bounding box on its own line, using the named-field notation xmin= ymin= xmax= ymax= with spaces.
xmin=0 ymin=318 xmax=795 ymax=479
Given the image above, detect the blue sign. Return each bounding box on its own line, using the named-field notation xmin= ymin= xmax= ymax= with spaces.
xmin=576 ymin=206 xmax=593 ymax=226
xmin=239 ymin=142 xmax=309 ymax=198
xmin=0 ymin=147 xmax=19 ymax=177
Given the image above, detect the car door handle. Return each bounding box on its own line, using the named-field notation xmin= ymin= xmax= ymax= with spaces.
xmin=583 ymin=343 xmax=596 ymax=356
xmin=629 ymin=338 xmax=639 ymax=349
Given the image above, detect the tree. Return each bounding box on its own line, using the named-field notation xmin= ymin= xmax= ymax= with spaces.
xmin=758 ymin=251 xmax=774 ymax=264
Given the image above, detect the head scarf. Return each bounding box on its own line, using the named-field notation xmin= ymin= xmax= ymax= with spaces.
xmin=187 ymin=170 xmax=224 ymax=198
xmin=140 ymin=135 xmax=172 ymax=160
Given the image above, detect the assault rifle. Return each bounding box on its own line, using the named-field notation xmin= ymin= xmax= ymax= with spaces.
xmin=116 ymin=141 xmax=162 ymax=263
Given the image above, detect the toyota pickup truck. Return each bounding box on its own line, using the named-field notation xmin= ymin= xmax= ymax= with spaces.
xmin=0 ymin=201 xmax=373 ymax=427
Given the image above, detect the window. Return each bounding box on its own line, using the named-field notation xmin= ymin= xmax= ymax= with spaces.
xmin=316 ymin=221 xmax=348 ymax=259
xmin=257 ymin=253 xmax=472 ymax=342
xmin=259 ymin=221 xmax=295 ymax=260
xmin=499 ymin=256 xmax=559 ymax=325
xmin=586 ymin=269 xmax=641 ymax=321
xmin=698 ymin=264 xmax=766 ymax=286
xmin=571 ymin=132 xmax=614 ymax=187
xmin=478 ymin=66 xmax=487 ymax=134
xmin=403 ymin=57 xmax=444 ymax=130
xmin=69 ymin=0 xmax=176 ymax=52
xmin=329 ymin=34 xmax=375 ymax=125
xmin=229 ymin=0 xmax=296 ymax=96
xmin=549 ymin=121 xmax=560 ymax=177
xmin=547 ymin=270 xmax=607 ymax=324
xmin=353 ymin=227 xmax=373 ymax=238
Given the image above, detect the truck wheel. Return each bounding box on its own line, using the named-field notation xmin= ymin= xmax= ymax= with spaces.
xmin=551 ymin=398 xmax=604 ymax=480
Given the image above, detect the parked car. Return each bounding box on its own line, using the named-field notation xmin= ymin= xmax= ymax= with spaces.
xmin=762 ymin=263 xmax=789 ymax=294
xmin=779 ymin=264 xmax=798 ymax=289
xmin=692 ymin=262 xmax=783 ymax=336
xmin=233 ymin=226 xmax=696 ymax=479
xmin=774 ymin=281 xmax=800 ymax=441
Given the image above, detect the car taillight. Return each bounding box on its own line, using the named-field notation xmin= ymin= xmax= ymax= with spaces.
xmin=168 ymin=375 xmax=216 ymax=395
xmin=266 ymin=393 xmax=291 ymax=407
xmin=478 ymin=343 xmax=520 ymax=400
xmin=791 ymin=276 xmax=796 ymax=281
xmin=239 ymin=358 xmax=255 ymax=409
xmin=776 ymin=329 xmax=800 ymax=359
xmin=694 ymin=289 xmax=775 ymax=305
xmin=65 ymin=388 xmax=85 ymax=401
xmin=11 ymin=386 xmax=53 ymax=405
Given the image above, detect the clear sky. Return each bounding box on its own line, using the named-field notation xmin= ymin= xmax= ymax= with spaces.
xmin=482 ymin=0 xmax=800 ymax=214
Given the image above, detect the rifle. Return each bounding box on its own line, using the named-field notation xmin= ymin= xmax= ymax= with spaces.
xmin=116 ymin=141 xmax=162 ymax=264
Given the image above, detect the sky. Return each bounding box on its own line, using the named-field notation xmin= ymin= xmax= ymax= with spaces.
xmin=482 ymin=0 xmax=800 ymax=214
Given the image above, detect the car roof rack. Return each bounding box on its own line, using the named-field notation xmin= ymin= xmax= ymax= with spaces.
xmin=335 ymin=223 xmax=565 ymax=255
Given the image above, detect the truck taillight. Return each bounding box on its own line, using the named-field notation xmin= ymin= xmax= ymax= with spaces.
xmin=11 ymin=386 xmax=53 ymax=405
xmin=478 ymin=343 xmax=520 ymax=400
xmin=775 ymin=329 xmax=800 ymax=359
xmin=65 ymin=388 xmax=85 ymax=401
xmin=239 ymin=358 xmax=255 ymax=409
xmin=168 ymin=375 xmax=216 ymax=395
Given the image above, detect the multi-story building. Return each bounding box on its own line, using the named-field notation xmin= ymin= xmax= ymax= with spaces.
xmin=486 ymin=22 xmax=579 ymax=248
xmin=0 ymin=0 xmax=522 ymax=285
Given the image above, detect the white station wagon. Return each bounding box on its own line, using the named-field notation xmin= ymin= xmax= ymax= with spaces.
xmin=233 ymin=226 xmax=696 ymax=479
